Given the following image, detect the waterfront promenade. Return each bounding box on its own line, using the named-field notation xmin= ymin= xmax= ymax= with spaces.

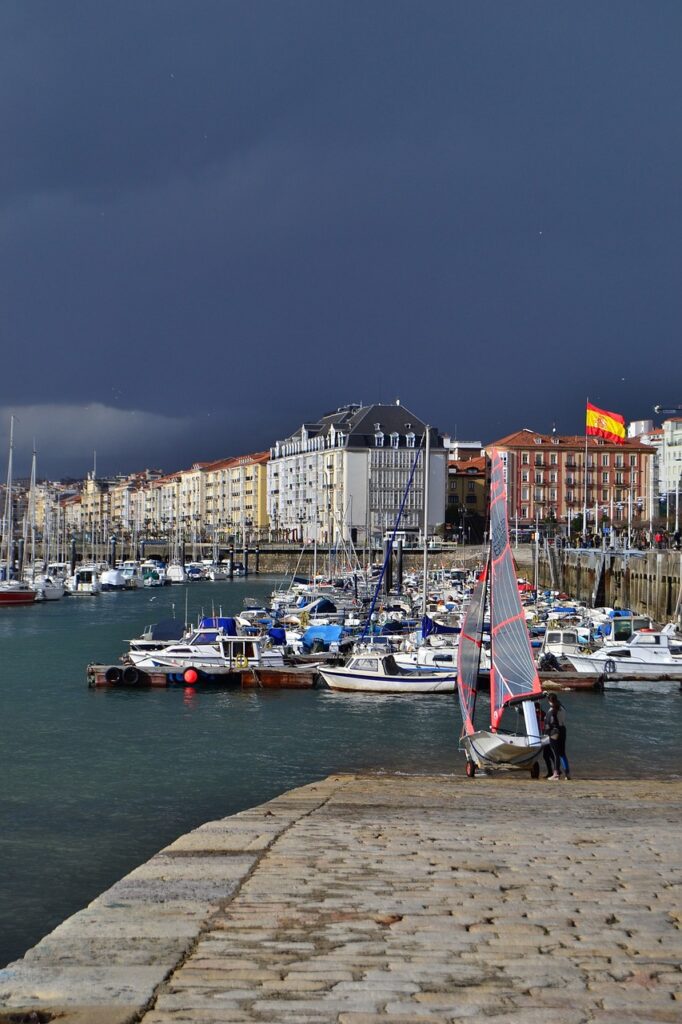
xmin=1 ymin=774 xmax=681 ymax=1023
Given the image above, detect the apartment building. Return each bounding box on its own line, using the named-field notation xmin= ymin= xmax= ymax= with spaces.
xmin=490 ymin=429 xmax=654 ymax=533
xmin=267 ymin=402 xmax=446 ymax=546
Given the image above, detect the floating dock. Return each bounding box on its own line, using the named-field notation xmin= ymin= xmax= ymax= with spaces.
xmin=87 ymin=663 xmax=318 ymax=689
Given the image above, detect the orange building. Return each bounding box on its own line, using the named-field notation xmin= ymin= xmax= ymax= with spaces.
xmin=489 ymin=428 xmax=654 ymax=535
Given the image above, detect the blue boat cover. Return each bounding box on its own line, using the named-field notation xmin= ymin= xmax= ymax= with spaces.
xmin=301 ymin=624 xmax=347 ymax=646
xmin=421 ymin=615 xmax=460 ymax=638
xmin=199 ymin=616 xmax=237 ymax=635
xmin=268 ymin=627 xmax=286 ymax=645
xmin=148 ymin=619 xmax=185 ymax=641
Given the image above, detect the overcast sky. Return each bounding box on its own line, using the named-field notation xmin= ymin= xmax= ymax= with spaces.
xmin=1 ymin=2 xmax=680 ymax=477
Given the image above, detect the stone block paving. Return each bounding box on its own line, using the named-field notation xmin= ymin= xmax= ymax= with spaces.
xmin=1 ymin=775 xmax=681 ymax=1023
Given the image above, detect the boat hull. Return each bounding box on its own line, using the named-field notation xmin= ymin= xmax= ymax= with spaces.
xmin=568 ymin=653 xmax=682 ymax=679
xmin=319 ymin=667 xmax=455 ymax=693
xmin=463 ymin=730 xmax=545 ymax=771
xmin=0 ymin=588 xmax=37 ymax=605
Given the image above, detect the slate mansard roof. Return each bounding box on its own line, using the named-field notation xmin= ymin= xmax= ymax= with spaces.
xmin=273 ymin=403 xmax=445 ymax=451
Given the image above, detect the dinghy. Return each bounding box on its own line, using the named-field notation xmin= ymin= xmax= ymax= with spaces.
xmin=457 ymin=450 xmax=546 ymax=775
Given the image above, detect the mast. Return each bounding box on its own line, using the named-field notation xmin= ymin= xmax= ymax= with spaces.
xmin=29 ymin=443 xmax=37 ymax=580
xmin=421 ymin=425 xmax=431 ymax=618
xmin=3 ymin=416 xmax=15 ymax=580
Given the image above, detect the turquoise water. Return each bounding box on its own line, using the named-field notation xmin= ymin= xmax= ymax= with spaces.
xmin=1 ymin=575 xmax=681 ymax=967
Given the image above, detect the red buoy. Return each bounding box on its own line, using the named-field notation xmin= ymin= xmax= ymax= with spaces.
xmin=183 ymin=668 xmax=199 ymax=685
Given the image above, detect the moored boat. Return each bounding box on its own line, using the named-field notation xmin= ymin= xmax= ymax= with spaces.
xmin=319 ymin=651 xmax=455 ymax=693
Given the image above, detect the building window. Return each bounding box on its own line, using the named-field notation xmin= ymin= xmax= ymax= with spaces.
xmin=390 ymin=433 xmax=399 ymax=448
xmin=374 ymin=432 xmax=384 ymax=447
xmin=602 ymin=472 xmax=609 ymax=484
xmin=467 ymin=481 xmax=475 ymax=492
xmin=522 ymin=471 xmax=529 ymax=482
xmin=406 ymin=432 xmax=415 ymax=448
xmin=602 ymin=454 xmax=609 ymax=467
xmin=630 ymin=454 xmax=637 ymax=466
xmin=521 ymin=506 xmax=528 ymax=518
xmin=466 ymin=495 xmax=476 ymax=504
xmin=448 ymin=494 xmax=457 ymax=505
xmin=522 ymin=453 xmax=529 ymax=465
xmin=535 ymin=472 xmax=542 ymax=484
xmin=534 ymin=455 xmax=543 ymax=466
xmin=550 ymin=453 xmax=557 ymax=465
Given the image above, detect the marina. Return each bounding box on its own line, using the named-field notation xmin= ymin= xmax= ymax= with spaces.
xmin=1 ymin=573 xmax=682 ymax=973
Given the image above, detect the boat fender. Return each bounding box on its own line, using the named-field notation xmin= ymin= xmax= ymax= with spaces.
xmin=234 ymin=654 xmax=249 ymax=670
xmin=105 ymin=666 xmax=122 ymax=685
xmin=604 ymin=659 xmax=616 ymax=675
xmin=183 ymin=668 xmax=199 ymax=685
xmin=122 ymin=665 xmax=140 ymax=686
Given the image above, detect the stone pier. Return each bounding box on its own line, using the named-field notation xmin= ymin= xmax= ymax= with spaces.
xmin=1 ymin=775 xmax=681 ymax=1023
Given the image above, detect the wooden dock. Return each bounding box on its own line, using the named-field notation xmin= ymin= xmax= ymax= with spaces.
xmin=86 ymin=662 xmax=318 ymax=689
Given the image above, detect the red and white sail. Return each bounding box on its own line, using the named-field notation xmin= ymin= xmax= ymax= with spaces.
xmin=488 ymin=449 xmax=542 ymax=730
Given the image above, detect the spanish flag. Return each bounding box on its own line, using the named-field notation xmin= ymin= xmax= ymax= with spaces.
xmin=586 ymin=402 xmax=626 ymax=444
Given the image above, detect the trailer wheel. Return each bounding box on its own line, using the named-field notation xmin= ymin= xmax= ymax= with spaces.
xmin=530 ymin=761 xmax=540 ymax=779
xmin=465 ymin=760 xmax=476 ymax=778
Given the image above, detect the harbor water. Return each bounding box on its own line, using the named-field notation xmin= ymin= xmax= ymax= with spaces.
xmin=1 ymin=574 xmax=681 ymax=968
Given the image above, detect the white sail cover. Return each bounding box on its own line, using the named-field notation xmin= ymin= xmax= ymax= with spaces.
xmin=489 ymin=449 xmax=542 ymax=729
xmin=456 ymin=568 xmax=487 ymax=736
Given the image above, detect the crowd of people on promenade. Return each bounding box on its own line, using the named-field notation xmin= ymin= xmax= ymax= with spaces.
xmin=545 ymin=529 xmax=681 ymax=551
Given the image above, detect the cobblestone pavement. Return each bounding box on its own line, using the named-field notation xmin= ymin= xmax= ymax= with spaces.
xmin=1 ymin=775 xmax=681 ymax=1023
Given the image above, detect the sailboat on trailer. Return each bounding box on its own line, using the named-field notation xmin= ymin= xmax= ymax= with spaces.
xmin=456 ymin=449 xmax=545 ymax=775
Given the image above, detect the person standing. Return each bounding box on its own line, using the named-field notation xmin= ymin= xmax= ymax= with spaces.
xmin=545 ymin=693 xmax=571 ymax=780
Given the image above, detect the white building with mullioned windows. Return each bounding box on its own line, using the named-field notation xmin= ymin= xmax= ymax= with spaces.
xmin=267 ymin=402 xmax=446 ymax=546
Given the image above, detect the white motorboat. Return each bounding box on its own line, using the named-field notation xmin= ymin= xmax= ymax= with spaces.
xmin=567 ymin=629 xmax=682 ymax=684
xmin=319 ymin=651 xmax=455 ymax=693
xmin=166 ymin=563 xmax=187 ymax=584
xmin=65 ymin=566 xmax=101 ymax=596
xmin=393 ymin=641 xmax=459 ymax=673
xmin=539 ymin=628 xmax=585 ymax=661
xmin=128 ymin=630 xmax=284 ymax=672
xmin=33 ymin=575 xmax=65 ymax=601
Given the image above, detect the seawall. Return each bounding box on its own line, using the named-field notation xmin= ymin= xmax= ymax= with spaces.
xmin=1 ymin=774 xmax=681 ymax=1023
xmin=535 ymin=548 xmax=682 ymax=624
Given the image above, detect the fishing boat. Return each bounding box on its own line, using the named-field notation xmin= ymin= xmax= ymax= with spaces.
xmin=319 ymin=651 xmax=455 ymax=693
xmin=457 ymin=450 xmax=546 ymax=775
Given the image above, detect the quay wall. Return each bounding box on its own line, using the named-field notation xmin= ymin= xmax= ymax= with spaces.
xmin=1 ymin=775 xmax=681 ymax=1024
xmin=536 ymin=547 xmax=682 ymax=624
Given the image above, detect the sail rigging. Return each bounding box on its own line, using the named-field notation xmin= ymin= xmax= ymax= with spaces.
xmin=488 ymin=449 xmax=542 ymax=730
xmin=456 ymin=564 xmax=487 ymax=736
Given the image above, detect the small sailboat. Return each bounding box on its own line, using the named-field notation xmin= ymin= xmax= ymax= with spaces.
xmin=457 ymin=450 xmax=545 ymax=775
xmin=0 ymin=417 xmax=37 ymax=606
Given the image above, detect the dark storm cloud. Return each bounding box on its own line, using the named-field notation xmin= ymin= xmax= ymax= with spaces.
xmin=2 ymin=2 xmax=682 ymax=474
